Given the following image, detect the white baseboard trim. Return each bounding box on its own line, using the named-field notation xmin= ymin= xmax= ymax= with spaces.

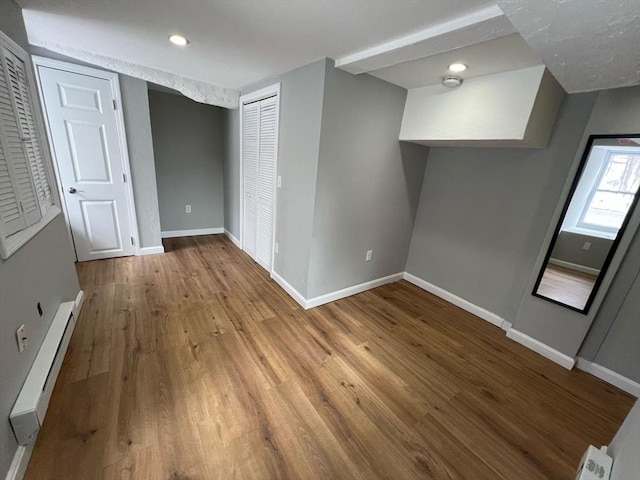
xmin=549 ymin=258 xmax=600 ymax=276
xmin=402 ymin=272 xmax=509 ymax=330
xmin=271 ymin=271 xmax=404 ymax=310
xmin=501 ymin=320 xmax=513 ymax=331
xmin=73 ymin=290 xmax=85 ymax=319
xmin=224 ymin=229 xmax=241 ymax=248
xmin=506 ymin=328 xmax=576 ymax=370
xmin=139 ymin=245 xmax=165 ymax=255
xmin=5 ymin=441 xmax=35 ymax=480
xmin=576 ymin=358 xmax=640 ymax=397
xmin=270 ymin=271 xmax=307 ymax=309
xmin=161 ymin=228 xmax=224 ymax=238
xmin=306 ymin=273 xmax=404 ymax=309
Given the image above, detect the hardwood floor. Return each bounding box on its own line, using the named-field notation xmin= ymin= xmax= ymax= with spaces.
xmin=25 ymin=235 xmax=633 ymax=479
xmin=537 ymin=263 xmax=598 ymax=310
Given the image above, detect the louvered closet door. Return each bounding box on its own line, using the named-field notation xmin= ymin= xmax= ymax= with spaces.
xmin=242 ymin=101 xmax=259 ymax=259
xmin=255 ymin=96 xmax=277 ymax=270
xmin=0 ymin=47 xmax=40 ymax=234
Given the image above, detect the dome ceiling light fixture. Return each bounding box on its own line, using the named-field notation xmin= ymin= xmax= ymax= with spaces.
xmin=448 ymin=63 xmax=467 ymax=72
xmin=169 ymin=34 xmax=189 ymax=46
xmin=441 ymin=75 xmax=463 ymax=88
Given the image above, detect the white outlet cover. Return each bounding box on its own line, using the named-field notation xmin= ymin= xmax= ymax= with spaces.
xmin=275 ymin=242 xmax=279 ymax=254
xmin=366 ymin=250 xmax=372 ymax=261
xmin=186 ymin=205 xmax=192 ymax=213
xmin=277 ymin=176 xmax=282 ymax=188
xmin=16 ymin=325 xmax=27 ymax=353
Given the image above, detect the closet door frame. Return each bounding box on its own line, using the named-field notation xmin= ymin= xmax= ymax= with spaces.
xmin=239 ymin=83 xmax=280 ymax=273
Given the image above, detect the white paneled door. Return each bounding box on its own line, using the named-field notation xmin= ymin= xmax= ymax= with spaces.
xmin=36 ymin=62 xmax=136 ymax=261
xmin=241 ymin=88 xmax=279 ymax=272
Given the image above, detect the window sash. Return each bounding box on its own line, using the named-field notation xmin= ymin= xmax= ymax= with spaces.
xmin=578 ymin=152 xmax=640 ymax=233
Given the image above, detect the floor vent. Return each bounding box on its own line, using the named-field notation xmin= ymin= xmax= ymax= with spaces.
xmin=10 ymin=301 xmax=76 ymax=445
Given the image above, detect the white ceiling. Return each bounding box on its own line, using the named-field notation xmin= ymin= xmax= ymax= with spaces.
xmin=18 ymin=0 xmax=493 ymax=90
xmin=369 ymin=34 xmax=541 ymax=89
xmin=16 ymin=0 xmax=640 ymax=107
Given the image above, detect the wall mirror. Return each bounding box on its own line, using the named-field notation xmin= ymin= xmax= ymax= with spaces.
xmin=533 ymin=134 xmax=640 ymax=313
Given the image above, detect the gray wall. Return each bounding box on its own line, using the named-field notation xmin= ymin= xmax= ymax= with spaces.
xmin=405 ymin=92 xmax=594 ymax=321
xmin=307 ymin=61 xmax=427 ymax=298
xmin=0 ymin=2 xmax=80 ymax=476
xmin=30 ymin=46 xmax=163 ymax=250
xmin=119 ymin=77 xmax=162 ymax=248
xmin=240 ymin=59 xmax=326 ymax=296
xmin=513 ymin=86 xmax=640 ymax=356
xmin=608 ymin=399 xmax=640 ymax=480
xmin=223 ymin=107 xmax=240 ymax=238
xmin=579 ymin=228 xmax=640 ymax=381
xmin=550 ymin=231 xmax=613 ymax=270
xmin=149 ymin=90 xmax=225 ymax=232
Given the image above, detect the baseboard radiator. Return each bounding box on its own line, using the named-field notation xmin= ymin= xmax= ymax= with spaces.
xmin=10 ymin=301 xmax=76 ymax=445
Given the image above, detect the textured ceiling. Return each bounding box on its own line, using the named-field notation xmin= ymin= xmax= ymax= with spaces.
xmin=495 ymin=0 xmax=640 ymax=93
xmin=16 ymin=0 xmax=640 ymax=107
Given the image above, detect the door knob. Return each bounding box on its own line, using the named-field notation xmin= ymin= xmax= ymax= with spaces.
xmin=68 ymin=187 xmax=77 ymax=194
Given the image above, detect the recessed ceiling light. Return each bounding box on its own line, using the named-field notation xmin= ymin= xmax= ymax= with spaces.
xmin=448 ymin=63 xmax=467 ymax=73
xmin=169 ymin=34 xmax=189 ymax=46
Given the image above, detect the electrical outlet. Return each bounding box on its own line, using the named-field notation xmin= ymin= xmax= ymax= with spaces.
xmin=16 ymin=325 xmax=27 ymax=353
xmin=366 ymin=249 xmax=372 ymax=262
xmin=186 ymin=205 xmax=191 ymax=214
xmin=277 ymin=176 xmax=282 ymax=188
xmin=583 ymin=242 xmax=591 ymax=250
xmin=275 ymin=242 xmax=279 ymax=254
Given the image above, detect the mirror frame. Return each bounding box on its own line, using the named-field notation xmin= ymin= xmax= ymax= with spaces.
xmin=532 ymin=133 xmax=640 ymax=314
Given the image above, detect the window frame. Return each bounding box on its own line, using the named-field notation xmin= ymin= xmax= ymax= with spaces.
xmin=0 ymin=30 xmax=60 ymax=259
xmin=576 ymin=150 xmax=640 ymax=235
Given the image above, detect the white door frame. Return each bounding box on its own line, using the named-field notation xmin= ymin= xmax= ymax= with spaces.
xmin=31 ymin=56 xmax=140 ymax=259
xmin=239 ymin=83 xmax=280 ymax=273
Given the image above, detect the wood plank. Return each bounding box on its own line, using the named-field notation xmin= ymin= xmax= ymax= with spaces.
xmin=23 ymin=234 xmax=635 ymax=480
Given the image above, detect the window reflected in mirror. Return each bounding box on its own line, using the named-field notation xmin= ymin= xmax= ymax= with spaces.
xmin=533 ymin=134 xmax=640 ymax=312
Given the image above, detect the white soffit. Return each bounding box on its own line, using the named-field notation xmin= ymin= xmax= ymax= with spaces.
xmin=17 ymin=0 xmax=497 ymax=108
xmin=31 ymin=42 xmax=238 ymax=108
xmin=495 ymin=0 xmax=640 ymax=93
xmin=369 ymin=33 xmax=542 ymax=89
xmin=334 ymin=5 xmax=517 ymax=75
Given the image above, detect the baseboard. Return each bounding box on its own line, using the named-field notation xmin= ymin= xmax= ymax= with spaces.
xmin=506 ymin=328 xmax=576 ymax=370
xmin=270 ymin=271 xmax=307 ymax=308
xmin=305 ymin=273 xmax=404 ymax=309
xmin=139 ymin=245 xmax=165 ymax=255
xmin=224 ymin=229 xmax=241 ymax=248
xmin=403 ymin=272 xmax=509 ymax=330
xmin=161 ymin=228 xmax=224 ymax=238
xmin=73 ymin=290 xmax=84 ymax=319
xmin=271 ymin=271 xmax=404 ymax=310
xmin=549 ymin=258 xmax=600 ymax=276
xmin=4 ymin=438 xmax=35 ymax=480
xmin=576 ymin=358 xmax=640 ymax=397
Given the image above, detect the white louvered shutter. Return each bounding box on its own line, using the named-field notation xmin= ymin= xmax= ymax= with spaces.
xmin=4 ymin=49 xmax=52 ymax=214
xmin=255 ymin=96 xmax=277 ymax=270
xmin=0 ymin=128 xmax=24 ymax=236
xmin=242 ymin=101 xmax=259 ymax=259
xmin=0 ymin=47 xmax=40 ymax=231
